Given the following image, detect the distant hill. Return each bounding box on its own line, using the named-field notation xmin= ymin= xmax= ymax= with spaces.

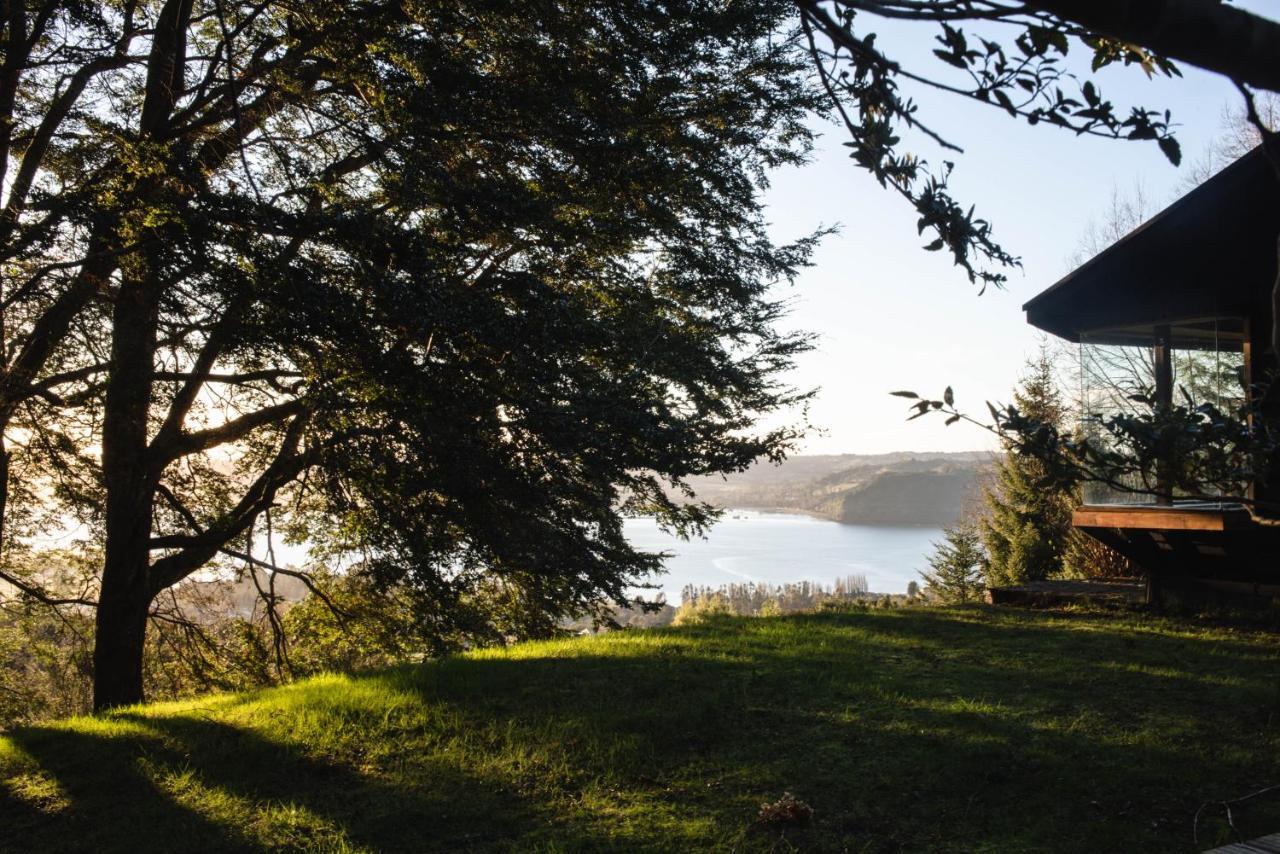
xmin=681 ymin=451 xmax=994 ymax=526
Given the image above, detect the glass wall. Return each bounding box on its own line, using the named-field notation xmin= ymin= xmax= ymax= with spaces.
xmin=1079 ymin=317 xmax=1247 ymax=506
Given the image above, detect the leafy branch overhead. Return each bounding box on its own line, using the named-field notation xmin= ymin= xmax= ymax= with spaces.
xmin=798 ymin=0 xmax=1184 ymax=291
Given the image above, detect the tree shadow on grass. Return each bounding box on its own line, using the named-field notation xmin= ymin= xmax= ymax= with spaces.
xmin=370 ymin=615 xmax=1279 ymax=851
xmin=1 ymin=708 xmax=555 ymax=853
xmin=2 ymin=607 xmax=1277 ymax=852
xmin=1 ymin=723 xmax=250 ymax=853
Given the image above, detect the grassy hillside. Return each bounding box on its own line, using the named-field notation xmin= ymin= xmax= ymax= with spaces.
xmin=2 ymin=606 xmax=1278 ymax=852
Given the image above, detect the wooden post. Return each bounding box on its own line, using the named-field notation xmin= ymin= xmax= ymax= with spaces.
xmin=1153 ymin=324 xmax=1174 ymax=505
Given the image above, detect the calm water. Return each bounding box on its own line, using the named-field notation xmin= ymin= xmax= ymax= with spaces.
xmin=624 ymin=510 xmax=942 ymax=603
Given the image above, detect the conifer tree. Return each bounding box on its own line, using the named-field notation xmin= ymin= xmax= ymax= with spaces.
xmin=920 ymin=520 xmax=985 ymax=603
xmin=980 ymin=347 xmax=1076 ymax=587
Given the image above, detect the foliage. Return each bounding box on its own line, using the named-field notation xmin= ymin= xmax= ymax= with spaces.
xmin=0 ymin=601 xmax=94 ymax=727
xmin=902 ymin=348 xmax=1133 ymax=582
xmin=0 ymin=0 xmax=824 ymax=707
xmin=4 ymin=607 xmax=1280 ymax=851
xmin=980 ymin=349 xmax=1073 ymax=585
xmin=0 ymin=560 xmax=448 ymax=726
xmin=563 ymin=599 xmax=678 ymax=634
xmin=5 ymin=0 xmax=1277 ymax=712
xmin=1182 ymin=90 xmax=1280 ymax=190
xmin=894 ymin=380 xmax=1278 ymax=518
xmin=797 ymin=1 xmax=1189 ymax=291
xmin=869 ymin=4 xmax=1280 ymax=521
xmin=919 ymin=519 xmax=985 ymax=602
xmin=673 ymin=575 xmax=873 ymax=623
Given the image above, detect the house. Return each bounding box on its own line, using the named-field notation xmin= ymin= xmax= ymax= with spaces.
xmin=1023 ymin=146 xmax=1280 ymax=603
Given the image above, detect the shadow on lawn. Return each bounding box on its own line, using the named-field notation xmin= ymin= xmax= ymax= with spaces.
xmin=2 ymin=708 xmax=558 ymax=853
xmin=2 ymin=607 xmax=1277 ymax=852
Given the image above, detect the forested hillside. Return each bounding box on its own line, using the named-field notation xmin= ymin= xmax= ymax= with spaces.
xmin=683 ymin=452 xmax=992 ymax=526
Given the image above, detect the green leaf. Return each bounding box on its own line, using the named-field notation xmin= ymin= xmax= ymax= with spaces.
xmin=1157 ymin=135 xmax=1181 ymax=166
xmin=992 ymin=88 xmax=1016 ymax=117
xmin=943 ymin=386 xmax=954 ymax=406
xmin=890 ymin=391 xmax=920 ymax=399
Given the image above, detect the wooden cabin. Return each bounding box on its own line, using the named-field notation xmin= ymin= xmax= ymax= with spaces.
xmin=1023 ymin=147 xmax=1280 ymax=604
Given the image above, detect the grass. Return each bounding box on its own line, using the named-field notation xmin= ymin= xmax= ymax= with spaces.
xmin=2 ymin=605 xmax=1280 ymax=852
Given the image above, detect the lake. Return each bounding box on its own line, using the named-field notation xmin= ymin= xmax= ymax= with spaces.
xmin=624 ymin=510 xmax=943 ymax=603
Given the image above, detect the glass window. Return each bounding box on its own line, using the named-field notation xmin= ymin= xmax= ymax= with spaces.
xmin=1079 ymin=317 xmax=1248 ymax=506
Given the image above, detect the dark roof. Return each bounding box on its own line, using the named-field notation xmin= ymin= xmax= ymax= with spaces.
xmin=1024 ymin=147 xmax=1280 ymax=342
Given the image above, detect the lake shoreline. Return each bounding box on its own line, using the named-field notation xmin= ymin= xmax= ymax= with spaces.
xmin=717 ymin=505 xmax=950 ymax=529
xmin=625 ymin=509 xmax=941 ymax=603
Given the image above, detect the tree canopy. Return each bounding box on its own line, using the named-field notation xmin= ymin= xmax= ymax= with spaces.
xmin=5 ymin=0 xmax=1280 ymax=711
xmin=0 ymin=0 xmax=822 ymax=709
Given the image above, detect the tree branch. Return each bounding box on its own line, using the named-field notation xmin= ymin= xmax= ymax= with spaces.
xmin=147 ymin=413 xmax=311 ymax=591
xmin=0 ymin=567 xmax=96 ymax=607
xmin=1023 ymin=0 xmax=1280 ymax=92
xmin=150 ymin=397 xmax=305 ymax=469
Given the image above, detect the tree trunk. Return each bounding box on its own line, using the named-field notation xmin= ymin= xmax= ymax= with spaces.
xmin=94 ymin=256 xmax=160 ymax=711
xmin=92 ymin=0 xmax=191 ymax=712
xmin=92 ymin=560 xmax=151 ymax=711
xmin=0 ymin=436 xmax=9 ymax=551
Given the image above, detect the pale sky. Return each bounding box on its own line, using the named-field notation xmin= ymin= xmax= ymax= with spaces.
xmin=762 ymin=3 xmax=1277 ymax=455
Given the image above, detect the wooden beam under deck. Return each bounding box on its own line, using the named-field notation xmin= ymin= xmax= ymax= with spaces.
xmin=1072 ymin=504 xmax=1254 ymax=532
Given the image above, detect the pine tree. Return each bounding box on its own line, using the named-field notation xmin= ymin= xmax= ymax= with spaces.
xmin=980 ymin=345 xmax=1133 ymax=583
xmin=920 ymin=521 xmax=986 ymax=603
xmin=980 ymin=347 xmax=1077 ymax=587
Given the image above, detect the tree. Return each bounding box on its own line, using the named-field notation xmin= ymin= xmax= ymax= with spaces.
xmin=920 ymin=520 xmax=986 ymax=602
xmin=976 ymin=345 xmax=1132 ymax=582
xmin=980 ymin=347 xmax=1073 ymax=586
xmin=6 ymin=0 xmax=1278 ymax=714
xmin=1182 ymin=91 xmax=1280 ymax=191
xmin=0 ymin=0 xmax=822 ymax=710
xmin=1070 ymin=182 xmax=1156 ymax=269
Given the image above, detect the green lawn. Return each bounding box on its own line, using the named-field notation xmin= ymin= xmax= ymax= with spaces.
xmin=2 ymin=605 xmax=1279 ymax=852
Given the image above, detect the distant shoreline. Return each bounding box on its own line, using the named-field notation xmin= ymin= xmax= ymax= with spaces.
xmin=710 ymin=506 xmax=950 ymax=529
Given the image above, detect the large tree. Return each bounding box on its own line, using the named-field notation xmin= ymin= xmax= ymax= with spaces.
xmin=0 ymin=0 xmax=821 ymax=710
xmin=8 ymin=0 xmax=1280 ymax=713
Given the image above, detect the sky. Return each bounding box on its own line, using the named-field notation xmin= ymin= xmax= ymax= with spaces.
xmin=760 ymin=3 xmax=1277 ymax=456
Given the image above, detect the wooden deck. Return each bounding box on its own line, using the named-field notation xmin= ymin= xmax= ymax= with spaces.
xmin=1071 ymin=503 xmax=1279 ymax=592
xmin=1072 ymin=503 xmax=1254 ymax=532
